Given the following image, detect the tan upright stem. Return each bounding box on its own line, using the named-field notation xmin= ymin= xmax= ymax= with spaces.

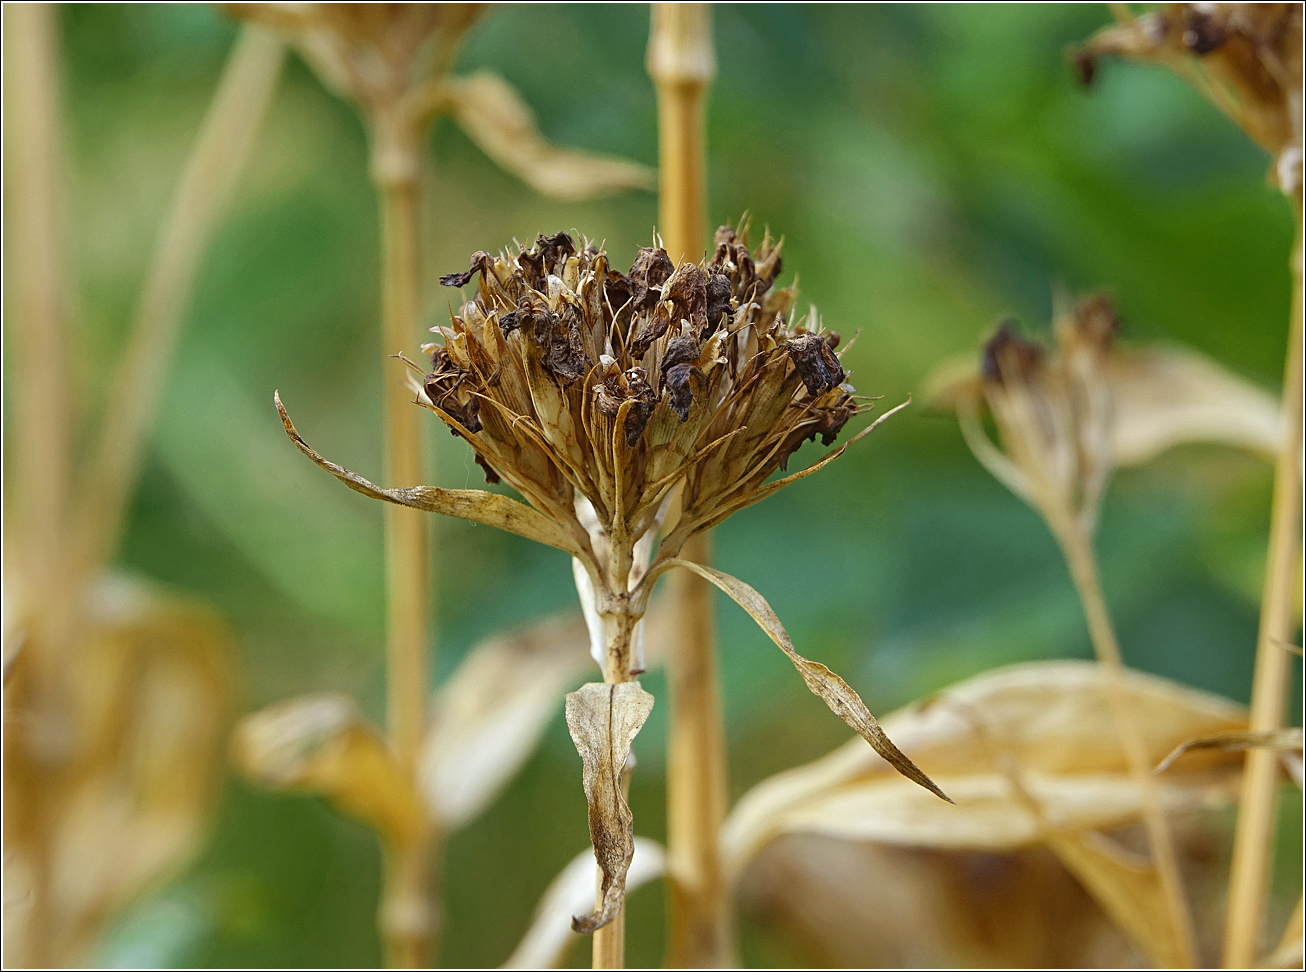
xmin=3 ymin=2 xmax=72 ymax=606
xmin=647 ymin=5 xmax=732 ymax=967
xmin=374 ymin=127 xmax=435 ymax=967
xmin=1056 ymin=519 xmax=1198 ymax=967
xmin=1224 ymin=219 xmax=1304 ymax=969
xmin=78 ymin=27 xmax=285 ymax=575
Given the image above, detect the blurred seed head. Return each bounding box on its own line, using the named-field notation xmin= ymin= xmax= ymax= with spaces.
xmin=426 ymin=222 xmax=864 ymax=577
xmin=1075 ymin=3 xmax=1304 ymax=196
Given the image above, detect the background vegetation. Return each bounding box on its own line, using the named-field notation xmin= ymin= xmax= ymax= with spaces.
xmin=22 ymin=3 xmax=1300 ymax=966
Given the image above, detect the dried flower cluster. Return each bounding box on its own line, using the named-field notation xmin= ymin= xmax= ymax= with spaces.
xmin=277 ymin=224 xmax=948 ymax=935
xmin=425 ymin=225 xmax=862 ymax=626
xmin=1075 ymin=3 xmax=1303 ymax=196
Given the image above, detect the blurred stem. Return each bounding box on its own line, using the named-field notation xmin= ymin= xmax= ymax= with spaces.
xmin=1224 ymin=216 xmax=1304 ymax=969
xmin=2 ymin=3 xmax=72 ymax=601
xmin=381 ymin=832 xmax=440 ymax=970
xmin=647 ymin=5 xmax=732 ymax=967
xmin=77 ymin=27 xmax=285 ymax=577
xmin=375 ymin=141 xmax=435 ymax=966
xmin=1054 ymin=516 xmax=1197 ymax=967
xmin=2 ymin=8 xmax=70 ymax=965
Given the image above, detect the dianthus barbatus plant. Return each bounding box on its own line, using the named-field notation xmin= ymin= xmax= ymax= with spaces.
xmin=276 ymin=223 xmax=949 ymax=935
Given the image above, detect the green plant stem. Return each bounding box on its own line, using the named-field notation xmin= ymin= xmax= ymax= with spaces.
xmin=647 ymin=6 xmax=733 ymax=966
xmin=375 ymin=159 xmax=435 ymax=968
xmin=1223 ymin=218 xmax=1304 ymax=969
xmin=1054 ymin=516 xmax=1197 ymax=967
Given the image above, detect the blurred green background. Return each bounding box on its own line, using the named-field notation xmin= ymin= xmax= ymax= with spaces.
xmin=34 ymin=2 xmax=1303 ymax=966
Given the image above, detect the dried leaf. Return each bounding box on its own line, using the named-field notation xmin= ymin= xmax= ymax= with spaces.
xmin=420 ymin=613 xmax=591 ymax=830
xmin=564 ymin=681 xmax=655 ymax=933
xmin=276 ymin=391 xmax=584 ymax=557
xmin=4 ymin=574 xmax=231 ymax=966
xmin=1156 ymin=727 xmax=1304 ymax=775
xmin=502 ymin=838 xmax=666 ymax=968
xmin=660 ymin=559 xmax=950 ymax=803
xmin=232 ymin=693 xmax=423 ymax=846
xmin=443 ymin=72 xmax=655 ymax=200
xmin=722 ymin=660 xmax=1245 ymax=880
xmin=1044 ymin=830 xmax=1188 ymax=968
xmin=1108 ymin=345 xmax=1283 ymax=465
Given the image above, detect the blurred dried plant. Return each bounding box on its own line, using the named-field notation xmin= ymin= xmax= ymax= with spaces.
xmin=1075 ymin=7 xmax=1304 ymax=963
xmin=1075 ymin=3 xmax=1303 ymax=197
xmin=2 ymin=9 xmax=283 ymax=965
xmin=926 ymin=292 xmax=1294 ymax=965
xmin=723 ymin=660 xmax=1248 ymax=968
xmin=277 ymin=224 xmax=948 ymax=958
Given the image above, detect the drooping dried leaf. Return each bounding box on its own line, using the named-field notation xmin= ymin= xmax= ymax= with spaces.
xmin=443 ymin=72 xmax=655 ymax=200
xmin=722 ymin=660 xmax=1245 ymax=879
xmin=1156 ymin=727 xmax=1303 ymax=775
xmin=502 ymin=838 xmax=666 ymax=968
xmin=276 ymin=391 xmax=584 ymax=557
xmin=661 ymin=559 xmax=949 ymax=803
xmin=232 ymin=693 xmax=422 ymax=846
xmin=564 ymin=681 xmax=655 ymax=933
xmin=420 ymin=613 xmax=591 ymax=830
xmin=3 ymin=574 xmax=231 ymax=966
xmin=1108 ymin=345 xmax=1282 ymax=465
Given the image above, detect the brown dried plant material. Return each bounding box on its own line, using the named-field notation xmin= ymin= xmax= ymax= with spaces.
xmin=233 ymin=693 xmax=424 ymax=847
xmin=927 ymin=294 xmax=1282 ymax=535
xmin=279 ymin=225 xmax=937 ymax=932
xmin=3 ymin=576 xmax=231 ymax=968
xmin=721 ymin=660 xmax=1246 ymax=967
xmin=564 ymin=682 xmax=655 ymax=933
xmin=1074 ymin=3 xmax=1303 ymax=196
xmin=225 ymin=3 xmax=652 ymax=195
xmin=658 ymin=558 xmax=949 ymax=803
xmin=1156 ymin=726 xmax=1304 ymax=776
xmin=503 ymin=838 xmax=666 ymax=969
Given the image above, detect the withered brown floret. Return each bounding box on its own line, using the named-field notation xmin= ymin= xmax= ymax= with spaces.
xmin=981 ymin=322 xmax=1045 ymax=385
xmin=425 ymin=221 xmax=865 ymax=562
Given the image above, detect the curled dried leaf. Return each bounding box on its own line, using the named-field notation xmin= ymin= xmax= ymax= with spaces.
xmin=722 ymin=660 xmax=1246 ymax=880
xmin=275 ymin=391 xmax=585 ymax=557
xmin=502 ymin=838 xmax=666 ymax=968
xmin=564 ymin=681 xmax=655 ymax=933
xmin=232 ymin=693 xmax=423 ymax=846
xmin=420 ymin=613 xmax=592 ymax=830
xmin=659 ymin=559 xmax=949 ymax=803
xmin=443 ymin=71 xmax=655 ymax=200
xmin=1155 ymin=727 xmax=1304 ymax=776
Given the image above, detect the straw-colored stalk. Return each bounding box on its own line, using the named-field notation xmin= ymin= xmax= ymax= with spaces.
xmin=1052 ymin=515 xmax=1198 ymax=966
xmin=647 ymin=4 xmax=733 ymax=967
xmin=1224 ymin=215 xmax=1304 ymax=969
xmin=75 ymin=26 xmax=285 ymax=580
xmin=372 ymin=122 xmax=435 ymax=968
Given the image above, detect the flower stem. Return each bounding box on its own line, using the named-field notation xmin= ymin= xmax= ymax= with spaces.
xmin=647 ymin=5 xmax=733 ymax=966
xmin=1223 ymin=217 xmax=1304 ymax=969
xmin=375 ymin=149 xmax=435 ymax=967
xmin=1054 ymin=517 xmax=1197 ymax=967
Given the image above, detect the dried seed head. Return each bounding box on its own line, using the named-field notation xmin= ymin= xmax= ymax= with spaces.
xmin=968 ymin=296 xmax=1123 ymax=534
xmin=1073 ymin=3 xmax=1303 ymax=196
xmin=426 ymin=222 xmax=866 ymax=573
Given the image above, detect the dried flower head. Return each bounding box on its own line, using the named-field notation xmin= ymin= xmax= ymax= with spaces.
xmin=422 ymin=224 xmax=869 ymax=594
xmin=276 ymin=222 xmax=947 ymax=934
xmin=1074 ymin=3 xmax=1304 ymax=196
xmin=930 ymin=292 xmax=1284 ymax=541
xmin=226 ymin=2 xmax=653 ymax=195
